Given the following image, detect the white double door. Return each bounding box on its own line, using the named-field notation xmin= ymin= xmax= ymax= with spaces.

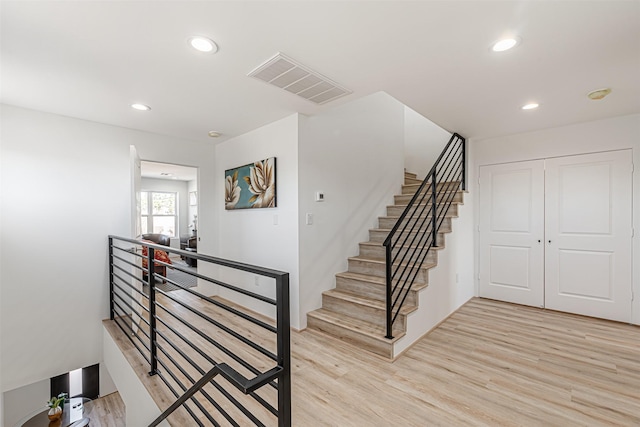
xmin=479 ymin=150 xmax=633 ymax=322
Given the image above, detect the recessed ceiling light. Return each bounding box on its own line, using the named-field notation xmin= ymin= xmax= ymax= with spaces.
xmin=189 ymin=36 xmax=218 ymax=53
xmin=492 ymin=37 xmax=519 ymax=52
xmin=522 ymin=103 xmax=539 ymax=110
xmin=587 ymin=88 xmax=611 ymax=100
xmin=208 ymin=130 xmax=222 ymax=138
xmin=131 ymin=103 xmax=151 ymax=111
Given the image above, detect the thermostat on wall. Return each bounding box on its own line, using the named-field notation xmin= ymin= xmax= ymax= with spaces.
xmin=315 ymin=192 xmax=324 ymax=202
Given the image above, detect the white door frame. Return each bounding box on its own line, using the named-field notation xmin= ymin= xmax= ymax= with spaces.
xmin=478 ymin=149 xmax=633 ymax=322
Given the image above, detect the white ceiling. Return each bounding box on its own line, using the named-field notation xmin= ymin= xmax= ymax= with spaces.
xmin=1 ymin=1 xmax=639 ymax=144
xmin=141 ymin=161 xmax=197 ymax=182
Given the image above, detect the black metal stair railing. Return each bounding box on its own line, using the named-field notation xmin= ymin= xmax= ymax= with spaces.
xmin=108 ymin=235 xmax=291 ymax=426
xmin=383 ymin=133 xmax=466 ymax=339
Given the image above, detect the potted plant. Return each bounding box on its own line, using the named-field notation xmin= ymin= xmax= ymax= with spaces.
xmin=47 ymin=392 xmax=67 ymax=421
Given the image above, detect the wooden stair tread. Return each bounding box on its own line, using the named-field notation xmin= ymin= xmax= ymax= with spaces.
xmin=388 ymin=202 xmax=461 ymax=210
xmin=404 ymin=177 xmax=422 ymax=184
xmin=336 ymin=271 xmax=429 ymax=292
xmin=307 ymin=308 xmax=405 ymax=343
xmin=379 ymin=213 xmax=458 ymax=220
xmin=370 ymin=227 xmax=449 ymax=235
xmin=349 ymin=255 xmax=437 ymax=270
xmin=399 ymin=187 xmax=462 ymax=192
xmin=402 ymin=181 xmax=461 ymax=188
xmin=404 ymin=178 xmax=460 ymax=185
xmin=324 ymin=289 xmax=417 ymax=315
xmin=336 ymin=271 xmax=386 ymax=285
xmin=360 ymin=240 xmax=445 ymax=251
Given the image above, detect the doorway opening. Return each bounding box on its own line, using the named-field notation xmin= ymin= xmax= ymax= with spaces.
xmin=140 ymin=161 xmax=199 ymax=252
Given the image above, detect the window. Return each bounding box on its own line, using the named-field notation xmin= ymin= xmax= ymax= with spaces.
xmin=141 ymin=191 xmax=177 ymax=237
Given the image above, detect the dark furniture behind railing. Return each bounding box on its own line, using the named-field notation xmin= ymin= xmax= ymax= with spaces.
xmin=108 ymin=236 xmax=291 ymax=426
xmin=179 ymin=234 xmax=198 ymax=267
xmin=383 ymin=133 xmax=466 ymax=339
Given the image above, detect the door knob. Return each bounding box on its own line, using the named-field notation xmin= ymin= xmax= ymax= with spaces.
xmin=548 ymin=240 xmax=552 ymax=244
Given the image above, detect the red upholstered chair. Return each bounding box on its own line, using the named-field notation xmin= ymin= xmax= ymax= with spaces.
xmin=140 ymin=235 xmax=172 ymax=283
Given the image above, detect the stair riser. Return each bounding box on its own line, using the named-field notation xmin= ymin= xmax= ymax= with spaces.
xmin=404 ymin=177 xmax=422 ymax=185
xmin=394 ymin=191 xmax=463 ymax=205
xmin=401 ymin=182 xmax=461 ymax=195
xmin=404 ymin=171 xmax=417 ymax=180
xmin=359 ymin=243 xmax=438 ymax=264
xmin=369 ymin=229 xmax=447 ymax=245
xmin=335 ymin=276 xmax=418 ymax=305
xmin=307 ymin=315 xmax=393 ymax=359
xmin=322 ymin=294 xmax=406 ymax=334
xmin=378 ymin=212 xmax=457 ymax=228
xmin=377 ymin=216 xmax=452 ymax=232
xmin=387 ymin=203 xmax=458 ymax=217
xmin=348 ymin=259 xmax=429 ymax=283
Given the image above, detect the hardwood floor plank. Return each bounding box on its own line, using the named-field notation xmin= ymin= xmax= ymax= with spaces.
xmin=103 ymin=297 xmax=640 ymax=426
xmin=83 ymin=392 xmax=126 ymax=427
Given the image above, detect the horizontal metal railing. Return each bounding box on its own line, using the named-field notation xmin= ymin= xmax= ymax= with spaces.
xmin=108 ymin=236 xmax=291 ymax=426
xmin=383 ymin=133 xmax=466 ymax=339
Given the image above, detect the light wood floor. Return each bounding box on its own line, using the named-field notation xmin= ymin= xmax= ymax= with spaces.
xmin=83 ymin=392 xmax=125 ymax=427
xmin=104 ymin=297 xmax=640 ymax=426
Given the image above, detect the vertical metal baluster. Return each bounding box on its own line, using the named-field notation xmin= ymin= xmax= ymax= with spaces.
xmin=109 ymin=237 xmax=114 ymax=320
xmin=461 ymin=136 xmax=467 ymax=191
xmin=385 ymin=243 xmax=394 ymax=339
xmin=432 ymin=168 xmax=438 ymax=247
xmin=276 ymin=274 xmax=292 ymax=427
xmin=148 ymin=246 xmax=158 ymax=376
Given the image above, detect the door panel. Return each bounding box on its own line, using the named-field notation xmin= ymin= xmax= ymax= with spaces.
xmin=557 ymin=249 xmax=613 ymax=299
xmin=545 ymin=150 xmax=632 ymax=322
xmin=557 ymin=163 xmax=612 ymax=234
xmin=489 ymin=245 xmax=532 ymax=288
xmin=479 ymin=161 xmax=545 ymax=307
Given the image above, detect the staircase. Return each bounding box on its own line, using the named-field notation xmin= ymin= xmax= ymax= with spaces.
xmin=307 ymin=170 xmax=464 ymax=359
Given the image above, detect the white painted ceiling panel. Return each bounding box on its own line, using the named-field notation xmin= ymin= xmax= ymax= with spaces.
xmin=1 ymin=1 xmax=638 ymax=143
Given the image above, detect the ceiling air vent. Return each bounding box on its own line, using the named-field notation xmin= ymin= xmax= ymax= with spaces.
xmin=248 ymin=53 xmax=351 ymax=105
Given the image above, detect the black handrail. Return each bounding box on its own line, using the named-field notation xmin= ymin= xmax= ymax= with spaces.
xmin=383 ymin=133 xmax=466 ymax=339
xmin=108 ymin=235 xmax=291 ymax=426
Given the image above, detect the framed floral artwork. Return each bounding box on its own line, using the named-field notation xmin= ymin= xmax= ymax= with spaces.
xmin=224 ymin=157 xmax=276 ymax=210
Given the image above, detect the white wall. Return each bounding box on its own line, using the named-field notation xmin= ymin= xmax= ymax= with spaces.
xmin=470 ymin=114 xmax=640 ymax=325
xmin=394 ymin=188 xmax=476 ymax=355
xmin=187 ymin=179 xmax=198 ymax=235
xmin=0 ymin=114 xmax=3 ymax=422
xmin=2 ymin=379 xmax=48 ymax=427
xmin=141 ymin=177 xmax=189 ymax=237
xmin=404 ymin=106 xmax=452 ymax=179
xmin=103 ymin=328 xmax=169 ymax=427
xmin=0 ymin=105 xmax=215 ymax=397
xmin=297 ymin=92 xmax=406 ymax=329
xmin=214 ymin=114 xmax=301 ymax=326
xmin=99 ymin=364 xmax=117 ymax=397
